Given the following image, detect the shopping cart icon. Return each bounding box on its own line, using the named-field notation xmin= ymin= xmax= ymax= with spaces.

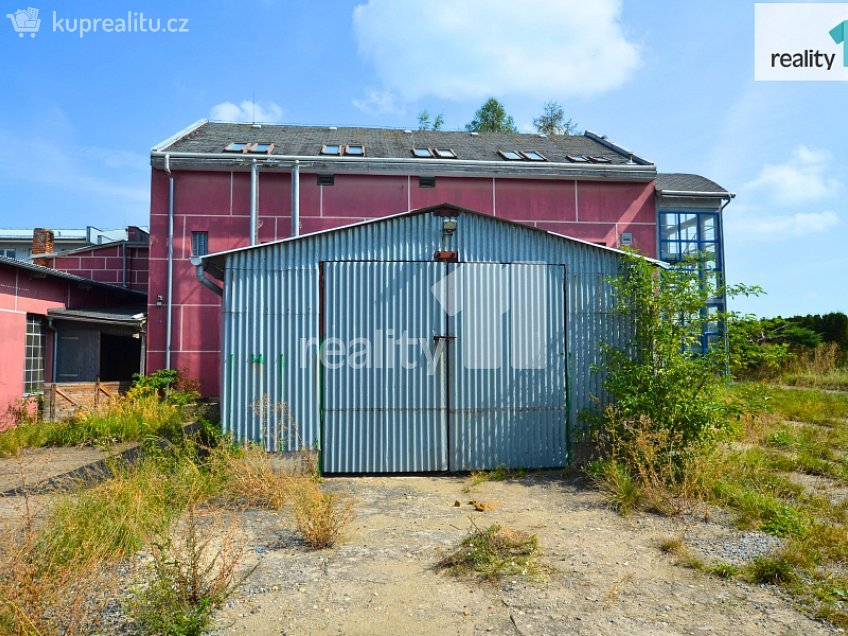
xmin=6 ymin=7 xmax=41 ymax=38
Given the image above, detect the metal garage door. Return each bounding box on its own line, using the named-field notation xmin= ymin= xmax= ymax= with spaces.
xmin=321 ymin=261 xmax=567 ymax=473
xmin=322 ymin=262 xmax=449 ymax=473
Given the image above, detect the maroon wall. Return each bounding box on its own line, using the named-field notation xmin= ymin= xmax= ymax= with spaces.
xmin=147 ymin=169 xmax=657 ymax=396
xmin=48 ymin=243 xmax=149 ymax=292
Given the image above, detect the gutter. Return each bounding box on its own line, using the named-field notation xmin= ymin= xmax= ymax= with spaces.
xmin=657 ymin=190 xmax=736 ymax=199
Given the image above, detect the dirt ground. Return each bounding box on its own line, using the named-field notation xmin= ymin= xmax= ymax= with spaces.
xmin=212 ymin=474 xmax=841 ymax=636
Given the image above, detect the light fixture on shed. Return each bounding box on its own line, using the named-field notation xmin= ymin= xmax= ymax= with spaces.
xmin=156 ymin=295 xmax=163 ymax=307
xmin=442 ymin=219 xmax=458 ymax=234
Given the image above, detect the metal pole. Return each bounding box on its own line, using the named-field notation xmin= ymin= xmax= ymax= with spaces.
xmin=291 ymin=160 xmax=300 ymax=237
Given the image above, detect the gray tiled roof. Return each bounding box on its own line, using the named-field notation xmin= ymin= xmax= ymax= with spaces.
xmin=0 ymin=255 xmax=145 ymax=297
xmin=656 ymin=173 xmax=728 ymax=193
xmin=159 ymin=121 xmax=641 ymax=165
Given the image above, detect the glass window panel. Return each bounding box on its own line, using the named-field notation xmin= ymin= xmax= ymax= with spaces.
xmin=701 ymin=215 xmax=716 ymax=240
xmin=522 ymin=151 xmax=546 ymax=161
xmin=345 ymin=145 xmax=364 ymax=156
xmin=412 ymin=148 xmax=433 ymax=158
xmin=499 ymin=150 xmax=522 ymax=160
xmin=321 ymin=144 xmax=341 ymax=155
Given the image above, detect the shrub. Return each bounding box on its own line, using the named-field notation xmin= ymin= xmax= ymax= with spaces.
xmin=587 ymin=458 xmax=643 ymax=515
xmin=128 ymin=508 xmax=251 ymax=636
xmin=290 ymin=479 xmax=354 ymax=549
xmin=436 ymin=523 xmax=542 ymax=581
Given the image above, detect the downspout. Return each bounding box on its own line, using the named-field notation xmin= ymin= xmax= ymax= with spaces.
xmin=250 ymin=159 xmax=259 ymax=245
xmin=164 ymin=154 xmax=175 ymax=370
xmin=291 ymin=160 xmax=300 ymax=237
xmin=190 ymin=257 xmax=223 ymax=296
xmin=121 ymin=241 xmax=127 ymax=288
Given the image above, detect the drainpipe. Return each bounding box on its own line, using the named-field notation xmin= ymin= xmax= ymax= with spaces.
xmin=164 ymin=154 xmax=175 ymax=370
xmin=190 ymin=257 xmax=223 ymax=296
xmin=291 ymin=160 xmax=300 ymax=237
xmin=250 ymin=160 xmax=259 ymax=246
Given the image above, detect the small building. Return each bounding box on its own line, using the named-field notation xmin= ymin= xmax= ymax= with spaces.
xmin=197 ymin=204 xmax=635 ymax=473
xmin=0 ymin=256 xmax=146 ymax=425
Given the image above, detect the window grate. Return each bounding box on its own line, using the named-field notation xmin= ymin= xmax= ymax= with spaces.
xmin=191 ymin=231 xmax=209 ymax=257
xmin=317 ymin=174 xmax=335 ymax=186
xmin=419 ymin=176 xmax=436 ymax=188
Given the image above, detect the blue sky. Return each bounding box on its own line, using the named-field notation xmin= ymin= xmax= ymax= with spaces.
xmin=1 ymin=0 xmax=845 ymax=317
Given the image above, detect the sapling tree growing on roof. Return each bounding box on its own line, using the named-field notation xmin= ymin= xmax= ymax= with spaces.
xmin=465 ymin=98 xmax=518 ymax=133
xmin=533 ymin=101 xmax=577 ymax=136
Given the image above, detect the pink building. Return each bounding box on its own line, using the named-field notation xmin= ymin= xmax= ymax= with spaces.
xmin=148 ymin=121 xmax=732 ymax=396
xmin=0 ymin=256 xmax=145 ymax=423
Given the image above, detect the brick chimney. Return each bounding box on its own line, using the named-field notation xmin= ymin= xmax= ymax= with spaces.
xmin=31 ymin=228 xmax=55 ymax=266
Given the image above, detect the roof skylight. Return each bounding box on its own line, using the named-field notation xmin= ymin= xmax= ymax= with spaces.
xmin=321 ymin=144 xmax=341 ymax=155
xmin=224 ymin=142 xmax=249 ymax=153
xmin=498 ymin=150 xmax=523 ymax=161
xmin=434 ymin=148 xmax=457 ymax=159
xmin=521 ymin=151 xmax=547 ymax=162
xmin=344 ymin=144 xmax=365 ymax=156
xmin=248 ymin=143 xmax=275 ymax=154
xmin=412 ymin=148 xmax=434 ymax=158
xmin=566 ymin=154 xmax=590 ymax=163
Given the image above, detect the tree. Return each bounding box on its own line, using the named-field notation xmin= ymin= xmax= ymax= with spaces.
xmin=533 ymin=101 xmax=577 ymax=136
xmin=464 ymin=98 xmax=517 ymax=133
xmin=417 ymin=110 xmax=444 ymax=131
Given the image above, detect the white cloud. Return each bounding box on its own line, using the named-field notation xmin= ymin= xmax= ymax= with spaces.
xmin=352 ymin=88 xmax=404 ymax=114
xmin=726 ymin=208 xmax=839 ymax=239
xmin=209 ymin=100 xmax=284 ymax=123
xmin=352 ymin=0 xmax=641 ymax=101
xmin=744 ymin=145 xmax=841 ymax=205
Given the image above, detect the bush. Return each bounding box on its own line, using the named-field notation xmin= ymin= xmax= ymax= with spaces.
xmin=587 ymin=458 xmax=643 ymax=514
xmin=128 ymin=508 xmax=251 ymax=636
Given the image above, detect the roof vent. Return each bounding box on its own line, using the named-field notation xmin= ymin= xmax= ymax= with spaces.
xmin=328 ymin=126 xmax=338 ymax=131
xmin=251 ymin=124 xmax=262 ymax=129
xmin=404 ymin=129 xmax=412 ymax=134
xmin=470 ymin=132 xmax=479 ymax=136
xmin=537 ymin=133 xmax=547 ymax=138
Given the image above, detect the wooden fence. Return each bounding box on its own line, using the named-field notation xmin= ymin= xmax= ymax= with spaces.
xmin=42 ymin=381 xmax=132 ymax=421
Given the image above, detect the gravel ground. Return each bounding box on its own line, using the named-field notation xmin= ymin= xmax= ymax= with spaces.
xmin=199 ymin=474 xmax=841 ymax=636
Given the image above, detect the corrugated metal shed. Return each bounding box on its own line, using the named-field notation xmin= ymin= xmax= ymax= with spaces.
xmin=204 ymin=204 xmax=628 ymax=472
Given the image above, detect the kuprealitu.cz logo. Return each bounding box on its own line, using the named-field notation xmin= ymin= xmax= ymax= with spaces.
xmin=5 ymin=6 xmax=190 ymax=39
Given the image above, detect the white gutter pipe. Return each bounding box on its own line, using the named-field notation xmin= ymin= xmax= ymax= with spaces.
xmin=291 ymin=159 xmax=300 ymax=237
xmin=149 ymin=149 xmax=655 ymax=172
xmin=164 ymin=154 xmax=174 ymax=370
xmin=249 ymin=160 xmax=259 ymax=245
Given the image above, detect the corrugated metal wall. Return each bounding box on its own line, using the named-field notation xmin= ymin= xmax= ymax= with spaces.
xmin=220 ymin=209 xmax=623 ymax=470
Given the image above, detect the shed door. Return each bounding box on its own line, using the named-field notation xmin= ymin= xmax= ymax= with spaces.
xmin=322 ymin=262 xmax=448 ymax=473
xmin=449 ymin=264 xmax=567 ymax=470
xmin=56 ymin=329 xmax=100 ymax=382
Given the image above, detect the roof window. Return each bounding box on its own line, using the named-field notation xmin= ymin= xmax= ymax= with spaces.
xmin=344 ymin=144 xmax=365 ymax=156
xmin=321 ymin=144 xmax=341 ymax=155
xmin=521 ymin=150 xmax=547 ymax=161
xmin=248 ymin=143 xmax=275 ymax=154
xmin=434 ymin=148 xmax=457 ymax=159
xmin=412 ymin=148 xmax=434 ymax=158
xmin=566 ymin=154 xmax=590 ymax=163
xmin=587 ymin=156 xmax=612 ymax=163
xmin=498 ymin=150 xmax=523 ymax=161
xmin=224 ymin=142 xmax=250 ymax=153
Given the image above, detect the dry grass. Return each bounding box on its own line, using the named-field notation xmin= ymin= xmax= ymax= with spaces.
xmin=290 ymin=478 xmax=355 ymax=549
xmin=437 ymin=522 xmax=543 ymax=582
xmin=214 ymin=444 xmax=292 ymax=510
xmin=0 ymin=490 xmax=118 ymax=635
xmin=659 ymin=535 xmax=685 ymax=554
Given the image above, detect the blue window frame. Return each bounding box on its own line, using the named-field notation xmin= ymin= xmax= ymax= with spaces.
xmin=658 ymin=210 xmax=725 ymax=353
